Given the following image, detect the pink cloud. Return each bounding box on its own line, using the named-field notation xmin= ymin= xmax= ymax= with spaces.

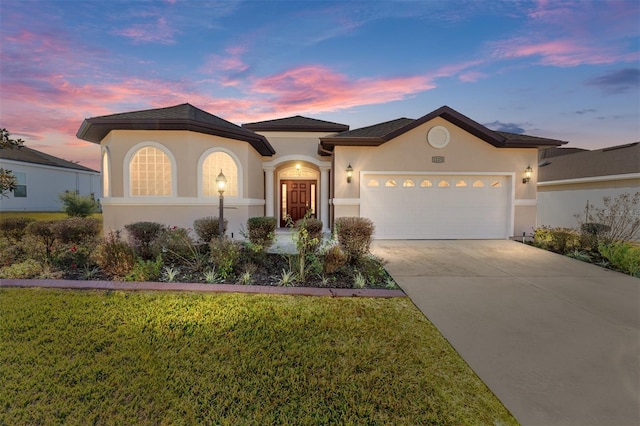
xmin=490 ymin=38 xmax=630 ymax=67
xmin=459 ymin=71 xmax=487 ymax=83
xmin=249 ymin=65 xmax=435 ymax=116
xmin=113 ymin=17 xmax=179 ymax=44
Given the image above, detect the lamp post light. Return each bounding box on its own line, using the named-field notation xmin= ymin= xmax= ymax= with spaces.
xmin=216 ymin=169 xmax=226 ymax=238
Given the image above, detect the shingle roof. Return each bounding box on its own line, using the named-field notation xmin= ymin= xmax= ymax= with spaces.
xmin=77 ymin=103 xmax=276 ymax=156
xmin=242 ymin=115 xmax=349 ymax=132
xmin=539 ymin=147 xmax=589 ymax=159
xmin=538 ymin=142 xmax=640 ymax=182
xmin=0 ymin=146 xmax=98 ymax=172
xmin=331 ymin=118 xmax=415 ymax=138
xmin=320 ymin=106 xmax=567 ymax=150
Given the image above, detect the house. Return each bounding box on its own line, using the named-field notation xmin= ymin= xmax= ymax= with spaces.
xmin=76 ymin=103 xmax=566 ymax=239
xmin=537 ymin=142 xmax=640 ymax=229
xmin=0 ymin=146 xmax=101 ymax=212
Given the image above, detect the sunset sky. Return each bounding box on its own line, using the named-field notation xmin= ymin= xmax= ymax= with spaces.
xmin=1 ymin=0 xmax=638 ymax=170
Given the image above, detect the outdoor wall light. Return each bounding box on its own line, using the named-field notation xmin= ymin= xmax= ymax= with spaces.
xmin=216 ymin=169 xmax=227 ymax=237
xmin=522 ymin=165 xmax=533 ymax=184
xmin=295 ymin=163 xmax=301 ymax=175
xmin=346 ymin=163 xmax=353 ymax=183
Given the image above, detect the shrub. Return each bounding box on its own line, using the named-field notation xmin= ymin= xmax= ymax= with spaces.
xmin=125 ymin=222 xmax=165 ymax=259
xmin=0 ymin=217 xmax=36 ymax=243
xmin=532 ymin=226 xmax=580 ymax=254
xmin=93 ymin=231 xmax=137 ymax=279
xmin=574 ymin=192 xmax=640 ymax=244
xmin=58 ymin=191 xmax=99 ymax=217
xmin=52 ymin=217 xmax=102 ymax=244
xmin=0 ymin=258 xmax=43 ymax=279
xmin=126 ymin=256 xmax=163 ymax=282
xmin=26 ymin=220 xmax=58 ymax=261
xmin=598 ymin=243 xmax=640 ymax=277
xmin=295 ymin=217 xmax=323 ymax=252
xmin=193 ymin=216 xmax=227 ymax=243
xmin=209 ymin=237 xmax=241 ymax=280
xmin=335 ymin=217 xmax=375 ymax=262
xmin=246 ymin=216 xmax=276 ymax=250
xmin=323 ymin=244 xmax=347 ymax=274
xmin=151 ymin=226 xmax=206 ymax=273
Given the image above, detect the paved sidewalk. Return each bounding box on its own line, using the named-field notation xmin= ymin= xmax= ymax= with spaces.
xmin=372 ymin=240 xmax=640 ymax=426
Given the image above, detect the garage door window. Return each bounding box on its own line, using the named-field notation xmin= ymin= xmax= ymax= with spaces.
xmin=403 ymin=180 xmax=415 ymax=187
xmin=438 ymin=180 xmax=449 ymax=187
xmin=491 ymin=181 xmax=502 ymax=187
xmin=385 ymin=180 xmax=397 ymax=187
xmin=455 ymin=180 xmax=467 ymax=187
xmin=473 ymin=180 xmax=484 ymax=187
xmin=420 ymin=180 xmax=433 ymax=187
xmin=367 ymin=179 xmax=379 ymax=187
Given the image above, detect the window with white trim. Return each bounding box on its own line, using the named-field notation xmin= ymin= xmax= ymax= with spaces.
xmin=13 ymin=172 xmax=26 ymax=197
xmin=129 ymin=146 xmax=172 ymax=196
xmin=202 ymin=151 xmax=238 ymax=197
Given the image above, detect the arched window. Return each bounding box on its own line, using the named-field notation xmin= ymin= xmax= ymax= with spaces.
xmin=129 ymin=146 xmax=172 ymax=196
xmin=202 ymin=151 xmax=238 ymax=197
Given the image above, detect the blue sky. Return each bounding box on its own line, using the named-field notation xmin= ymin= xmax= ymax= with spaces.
xmin=1 ymin=0 xmax=638 ymax=169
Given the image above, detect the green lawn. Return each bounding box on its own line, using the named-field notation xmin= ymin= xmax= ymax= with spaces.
xmin=0 ymin=211 xmax=102 ymax=221
xmin=0 ymin=288 xmax=517 ymax=425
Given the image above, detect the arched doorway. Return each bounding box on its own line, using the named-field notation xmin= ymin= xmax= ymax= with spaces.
xmin=278 ymin=163 xmax=319 ymax=227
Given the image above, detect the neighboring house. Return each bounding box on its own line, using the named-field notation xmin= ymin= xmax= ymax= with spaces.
xmin=537 ymin=142 xmax=640 ymax=229
xmin=0 ymin=146 xmax=101 ymax=212
xmin=76 ymin=103 xmax=565 ymax=239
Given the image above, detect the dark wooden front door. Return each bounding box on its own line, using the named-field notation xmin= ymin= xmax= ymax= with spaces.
xmin=281 ymin=180 xmax=315 ymax=227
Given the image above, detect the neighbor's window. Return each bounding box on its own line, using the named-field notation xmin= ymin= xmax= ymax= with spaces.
xmin=13 ymin=171 xmax=26 ymax=197
xmin=129 ymin=146 xmax=172 ymax=196
xmin=202 ymin=151 xmax=238 ymax=197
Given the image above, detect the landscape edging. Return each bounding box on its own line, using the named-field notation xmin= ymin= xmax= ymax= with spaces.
xmin=0 ymin=278 xmax=406 ymax=298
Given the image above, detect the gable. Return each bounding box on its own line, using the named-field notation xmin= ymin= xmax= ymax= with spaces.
xmin=242 ymin=115 xmax=349 ymax=132
xmin=320 ymin=105 xmax=567 ymax=151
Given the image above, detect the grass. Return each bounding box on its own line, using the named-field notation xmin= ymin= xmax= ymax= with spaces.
xmin=0 ymin=211 xmax=102 ymax=221
xmin=0 ymin=288 xmax=517 ymax=425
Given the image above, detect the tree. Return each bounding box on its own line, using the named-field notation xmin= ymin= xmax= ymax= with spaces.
xmin=0 ymin=128 xmax=25 ymax=198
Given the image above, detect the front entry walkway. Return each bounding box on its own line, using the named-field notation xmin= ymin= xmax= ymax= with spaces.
xmin=371 ymin=240 xmax=639 ymax=426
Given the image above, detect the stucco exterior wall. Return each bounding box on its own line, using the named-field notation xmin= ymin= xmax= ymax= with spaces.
xmin=537 ymin=177 xmax=640 ymax=229
xmin=0 ymin=160 xmax=100 ymax=211
xmin=331 ymin=117 xmax=539 ymax=237
xmin=100 ymin=129 xmax=266 ymax=236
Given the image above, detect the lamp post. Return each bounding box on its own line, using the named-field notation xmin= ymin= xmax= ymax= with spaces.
xmin=216 ymin=169 xmax=226 ymax=238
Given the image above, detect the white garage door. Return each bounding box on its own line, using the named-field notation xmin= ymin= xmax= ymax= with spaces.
xmin=360 ymin=174 xmax=511 ymax=239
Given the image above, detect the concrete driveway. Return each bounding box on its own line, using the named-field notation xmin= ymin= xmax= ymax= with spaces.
xmin=372 ymin=240 xmax=639 ymax=426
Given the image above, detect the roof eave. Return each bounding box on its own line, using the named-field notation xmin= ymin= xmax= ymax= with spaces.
xmin=243 ymin=123 xmax=349 ymax=133
xmin=77 ymin=118 xmax=276 ymax=156
xmin=319 ymin=137 xmax=386 ymax=151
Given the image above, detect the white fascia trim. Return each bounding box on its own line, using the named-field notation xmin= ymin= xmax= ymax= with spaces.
xmin=537 ymin=173 xmax=640 ymax=187
xmin=332 ymin=198 xmax=361 ymax=206
xmin=102 ymin=197 xmax=265 ymax=206
xmin=514 ymin=199 xmax=537 ymax=207
xmin=0 ymin=159 xmax=100 ymax=176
